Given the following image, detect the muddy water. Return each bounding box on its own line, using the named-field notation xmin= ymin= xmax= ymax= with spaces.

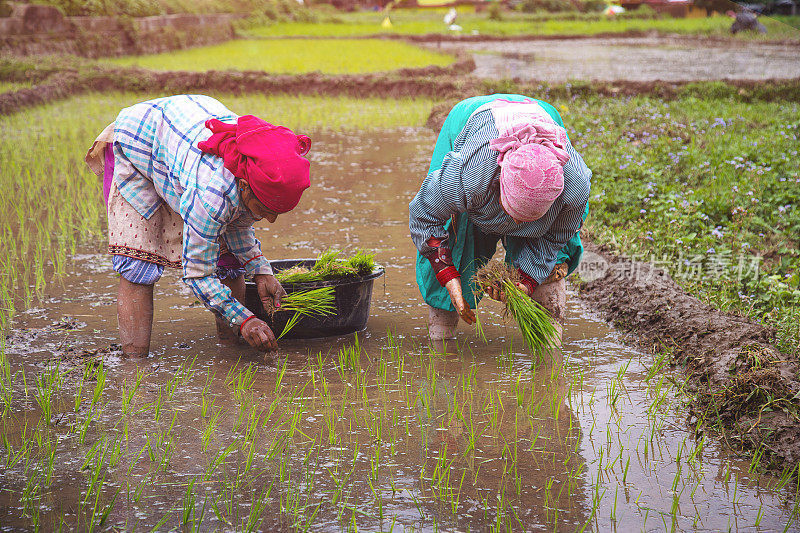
xmin=429 ymin=37 xmax=800 ymax=81
xmin=2 ymin=130 xmax=799 ymax=531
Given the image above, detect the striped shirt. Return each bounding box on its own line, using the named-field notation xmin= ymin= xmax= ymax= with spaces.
xmin=409 ymin=101 xmax=591 ymax=284
xmin=113 ymin=95 xmax=272 ymax=327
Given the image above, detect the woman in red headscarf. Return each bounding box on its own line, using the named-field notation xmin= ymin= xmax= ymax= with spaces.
xmin=85 ymin=95 xmax=312 ymax=357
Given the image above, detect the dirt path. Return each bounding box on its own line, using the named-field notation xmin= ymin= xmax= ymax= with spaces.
xmin=577 ymin=243 xmax=800 ymax=469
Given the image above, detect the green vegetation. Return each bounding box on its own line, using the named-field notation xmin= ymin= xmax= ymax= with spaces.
xmin=21 ymin=0 xmax=313 ymax=18
xmin=242 ymin=9 xmax=800 ymax=40
xmin=105 ymin=38 xmax=454 ymax=74
xmin=0 ymin=93 xmax=433 ymax=329
xmin=0 ymin=81 xmax=30 ymax=93
xmin=566 ymin=95 xmax=799 ymax=354
xmin=275 ymin=250 xmax=377 ymax=284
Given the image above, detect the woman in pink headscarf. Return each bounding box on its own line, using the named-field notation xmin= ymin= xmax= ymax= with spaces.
xmin=86 ymin=95 xmax=312 ymax=357
xmin=409 ymin=94 xmax=591 ymax=344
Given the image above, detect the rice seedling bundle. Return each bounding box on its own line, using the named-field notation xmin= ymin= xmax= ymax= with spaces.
xmin=474 ymin=262 xmax=559 ymax=359
xmin=274 ymin=266 xmax=320 ymax=284
xmin=269 ymin=287 xmax=336 ymax=339
xmin=275 ymin=250 xmax=377 ymax=284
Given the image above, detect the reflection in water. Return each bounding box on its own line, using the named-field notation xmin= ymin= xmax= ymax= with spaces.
xmin=1 ymin=130 xmax=798 ymax=531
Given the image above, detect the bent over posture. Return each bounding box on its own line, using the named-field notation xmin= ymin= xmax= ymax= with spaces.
xmin=409 ymin=94 xmax=591 ymax=344
xmin=85 ymin=95 xmax=312 ymax=356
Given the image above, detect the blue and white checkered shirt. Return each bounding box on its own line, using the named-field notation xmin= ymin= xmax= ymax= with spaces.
xmin=113 ymin=95 xmax=272 ymax=327
xmin=409 ymin=102 xmax=591 ymax=284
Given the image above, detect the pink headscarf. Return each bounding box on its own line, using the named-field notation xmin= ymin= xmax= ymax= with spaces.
xmin=198 ymin=115 xmax=311 ymax=214
xmin=488 ymin=100 xmax=570 ymax=222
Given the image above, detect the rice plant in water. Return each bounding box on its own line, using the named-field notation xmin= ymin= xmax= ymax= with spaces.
xmin=474 ymin=262 xmax=558 ymax=360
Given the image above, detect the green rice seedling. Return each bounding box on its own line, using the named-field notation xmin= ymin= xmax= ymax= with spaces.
xmin=182 ymin=477 xmax=197 ymax=527
xmin=107 ymin=38 xmax=454 ymax=74
xmin=166 ymin=355 xmax=197 ymax=400
xmin=91 ymin=363 xmax=106 ymax=409
xmin=336 ymin=335 xmax=362 ymax=373
xmin=275 ymin=265 xmax=322 ymax=284
xmin=275 ymin=250 xmax=377 ymax=285
xmin=200 ymin=391 xmax=215 ymax=419
xmin=309 ymin=250 xmax=357 ymax=279
xmin=153 ymin=389 xmax=163 ymax=423
xmin=474 ymin=312 xmax=488 ymax=344
xmin=202 ymin=408 xmax=222 ymax=453
xmin=474 ymin=262 xmax=558 ymax=359
xmin=343 ymin=250 xmax=377 ymax=276
xmin=73 ymin=363 xmax=93 ymax=414
xmin=78 ymin=407 xmax=94 ymax=445
xmin=20 ymin=477 xmax=41 ymax=525
xmin=227 ymin=361 xmax=258 ymax=392
xmin=121 ymin=368 xmax=145 ymax=417
xmin=274 ymin=287 xmax=336 ymax=339
xmin=275 ymin=357 xmax=289 ymax=394
xmin=34 ymin=364 xmax=62 ymax=425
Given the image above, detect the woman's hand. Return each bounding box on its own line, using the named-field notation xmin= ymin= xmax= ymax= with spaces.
xmin=253 ymin=274 xmax=286 ymax=311
xmin=445 ymin=278 xmax=476 ymax=325
xmin=485 ymin=282 xmax=531 ymax=303
xmin=240 ymin=317 xmax=278 ymax=352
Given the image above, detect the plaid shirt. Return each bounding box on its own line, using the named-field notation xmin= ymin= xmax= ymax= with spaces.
xmin=409 ymin=100 xmax=591 ymax=284
xmin=113 ymin=95 xmax=272 ymax=327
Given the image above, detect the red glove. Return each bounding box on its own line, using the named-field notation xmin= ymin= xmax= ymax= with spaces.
xmin=424 ymin=237 xmax=460 ymax=286
xmin=517 ymin=269 xmax=538 ymax=297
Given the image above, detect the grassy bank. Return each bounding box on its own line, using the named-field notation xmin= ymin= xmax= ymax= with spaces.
xmin=242 ymin=10 xmax=800 ymax=40
xmin=0 ymin=81 xmax=30 ymax=93
xmin=563 ymin=95 xmax=799 ymax=355
xmin=0 ymin=93 xmax=434 ymax=329
xmin=105 ymin=38 xmax=455 ymax=74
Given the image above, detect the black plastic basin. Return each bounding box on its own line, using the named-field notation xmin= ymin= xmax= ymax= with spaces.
xmin=244 ymin=259 xmax=384 ymax=339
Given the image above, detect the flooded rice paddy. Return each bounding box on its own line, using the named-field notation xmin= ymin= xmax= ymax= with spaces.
xmin=2 ymin=130 xmax=799 ymax=531
xmin=430 ymin=37 xmax=800 ymax=82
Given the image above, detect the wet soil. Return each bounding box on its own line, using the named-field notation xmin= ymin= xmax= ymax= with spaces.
xmin=428 ymin=37 xmax=800 ymax=82
xmin=577 ymin=243 xmax=800 ymax=469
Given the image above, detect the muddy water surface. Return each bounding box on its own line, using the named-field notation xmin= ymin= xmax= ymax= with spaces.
xmin=429 ymin=37 xmax=800 ymax=81
xmin=2 ymin=130 xmax=799 ymax=531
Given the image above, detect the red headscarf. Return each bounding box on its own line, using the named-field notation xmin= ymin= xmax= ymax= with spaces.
xmin=197 ymin=115 xmax=311 ymax=214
